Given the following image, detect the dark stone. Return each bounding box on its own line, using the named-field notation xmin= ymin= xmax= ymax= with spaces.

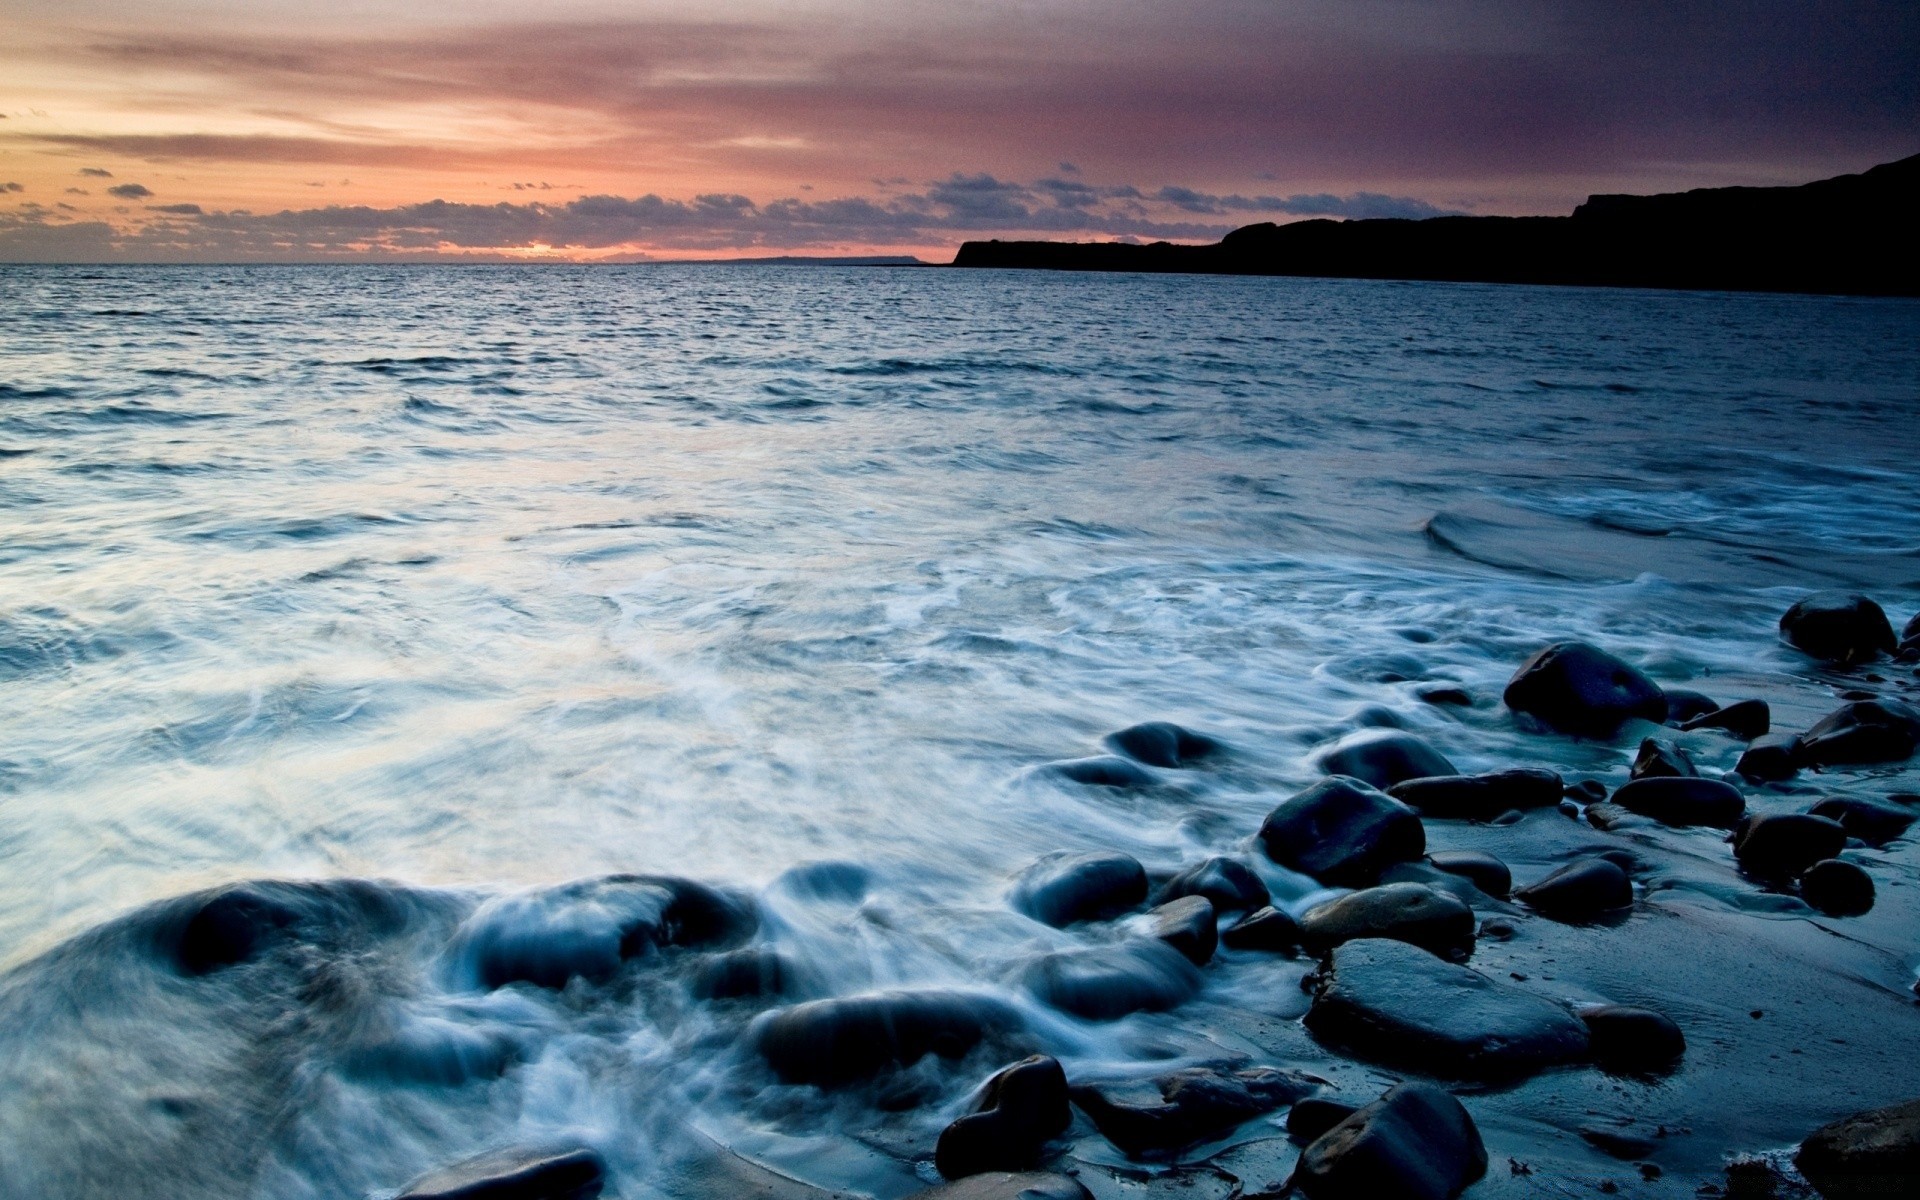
xmin=1020 ymin=941 xmax=1202 ymax=1020
xmin=1295 ymin=1082 xmax=1489 ymax=1200
xmin=1681 ymin=699 xmax=1771 ymax=740
xmin=935 ymin=1056 xmax=1071 ymax=1179
xmin=1798 ymin=700 xmax=1920 ymax=766
xmin=397 ymin=1146 xmax=605 ymax=1200
xmin=1289 ymin=1095 xmax=1360 ymax=1142
xmin=1221 ymin=906 xmax=1301 ymax=953
xmin=174 ymin=885 xmax=306 ymax=975
xmin=1042 ymin=756 xmax=1158 ymax=788
xmin=1796 ymin=1097 xmax=1920 ymax=1197
xmin=1581 ymin=1127 xmax=1660 ymax=1159
xmin=1608 ymin=776 xmax=1746 ymax=828
xmin=1583 ymin=801 xmax=1637 ymax=831
xmin=1907 ymin=611 xmax=1920 ymax=644
xmin=1630 ymin=738 xmax=1697 ymax=779
xmin=753 ymin=992 xmax=1022 ymax=1086
xmin=1070 ymin=1066 xmax=1321 ymax=1157
xmin=1417 ymin=684 xmax=1473 ymax=707
xmin=1158 ymin=856 xmax=1270 ymax=913
xmin=1664 ymin=688 xmax=1722 ymax=725
xmin=1579 ymin=1005 xmax=1685 ymax=1073
xmin=1737 ymin=734 xmax=1802 ymax=782
xmin=1388 ymin=769 xmax=1563 ymax=821
xmin=1145 ymin=895 xmax=1217 ymax=965
xmin=691 ymin=949 xmax=795 ymax=1001
xmin=1299 ymin=884 xmax=1476 ymax=961
xmin=1801 ymin=859 xmax=1875 ymax=916
xmin=1503 ymin=642 xmax=1666 ymax=737
xmin=1315 ymin=730 xmax=1456 ymax=789
xmin=1009 ymin=851 xmax=1148 ymax=928
xmin=1259 ymin=778 xmax=1426 ymax=887
xmin=1810 ymin=797 xmax=1917 ymax=846
xmin=1734 ymin=814 xmax=1849 ymax=881
xmin=1305 ymin=938 xmax=1590 ymax=1080
xmin=1426 ymin=851 xmax=1512 ymax=900
xmin=1515 ymin=858 xmax=1633 ymax=921
xmin=1103 ymin=722 xmax=1221 ymax=768
xmin=1780 ymin=592 xmax=1898 ymax=664
xmin=902 ymin=1174 xmax=1091 ymax=1200
xmin=1564 ymin=778 xmax=1608 ymax=804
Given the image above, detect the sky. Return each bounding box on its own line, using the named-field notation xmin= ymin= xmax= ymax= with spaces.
xmin=1 ymin=0 xmax=1915 ymax=261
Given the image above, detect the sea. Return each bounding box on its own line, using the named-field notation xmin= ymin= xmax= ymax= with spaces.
xmin=1 ymin=264 xmax=1918 ymax=1198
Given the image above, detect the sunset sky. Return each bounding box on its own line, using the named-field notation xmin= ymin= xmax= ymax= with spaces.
xmin=2 ymin=1 xmax=1914 ymax=261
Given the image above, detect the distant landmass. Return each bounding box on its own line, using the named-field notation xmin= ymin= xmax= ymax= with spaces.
xmin=952 ymin=154 xmax=1919 ymax=296
xmin=695 ymin=255 xmax=928 ymax=267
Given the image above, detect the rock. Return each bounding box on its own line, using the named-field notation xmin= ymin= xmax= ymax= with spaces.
xmin=1020 ymin=941 xmax=1202 ymax=1021
xmin=1295 ymin=1082 xmax=1488 ymax=1200
xmin=1796 ymin=1097 xmax=1920 ymax=1196
xmin=1664 ymin=688 xmax=1722 ymax=725
xmin=1734 ymin=814 xmax=1849 ymax=881
xmin=1780 ymin=592 xmax=1898 ymax=663
xmin=173 ymin=885 xmax=307 ymax=975
xmin=1503 ymin=642 xmax=1666 ymax=737
xmin=902 ymin=1173 xmax=1092 ymax=1200
xmin=1259 ymin=778 xmax=1425 ymax=887
xmin=1425 ymin=851 xmax=1511 ymax=900
xmin=1564 ymin=778 xmax=1608 ymax=804
xmin=1583 ymin=801 xmax=1638 ymax=831
xmin=1288 ymin=1095 xmax=1360 ymax=1142
xmin=1579 ymin=1005 xmax=1685 ymax=1073
xmin=692 ymin=949 xmax=796 ymax=1001
xmin=1220 ymin=906 xmax=1301 ymax=953
xmin=936 ymin=1056 xmax=1071 ymax=1179
xmin=1608 ymin=776 xmax=1746 ymax=827
xmin=1515 ymin=859 xmax=1632 ymax=921
xmin=1798 ymin=700 xmax=1920 ymax=766
xmin=1144 ymin=895 xmax=1217 ymax=965
xmin=1801 ymin=859 xmax=1875 ymax=916
xmin=1315 ymin=730 xmax=1456 ymax=789
xmin=1581 ymin=1126 xmax=1660 ymax=1159
xmin=1681 ymin=699 xmax=1771 ymax=740
xmin=1907 ymin=611 xmax=1920 ymax=645
xmin=1042 ymin=756 xmax=1157 ymax=788
xmin=1009 ymin=851 xmax=1148 ymax=928
xmin=1388 ymin=769 xmax=1563 ymax=821
xmin=1158 ymin=856 xmax=1270 ymax=913
xmin=1737 ymin=733 xmax=1802 ymax=782
xmin=1810 ymin=797 xmax=1917 ymax=845
xmin=454 ymin=876 xmax=755 ymax=990
xmin=1305 ymin=938 xmax=1589 ymax=1080
xmin=1070 ymin=1066 xmax=1321 ymax=1157
xmin=753 ymin=992 xmax=1021 ymax=1086
xmin=1103 ymin=722 xmax=1220 ymax=768
xmin=1417 ymin=684 xmax=1473 ymax=707
xmin=1299 ymin=884 xmax=1475 ymax=961
xmin=1631 ymin=738 xmax=1697 ymax=779
xmin=397 ymin=1145 xmax=606 ymax=1200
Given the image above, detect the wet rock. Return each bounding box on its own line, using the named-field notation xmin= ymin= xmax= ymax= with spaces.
xmin=1581 ymin=1126 xmax=1660 ymax=1159
xmin=1795 ymin=1096 xmax=1920 ymax=1197
xmin=1042 ymin=756 xmax=1157 ymax=788
xmin=1315 ymin=730 xmax=1456 ymax=789
xmin=753 ymin=992 xmax=1021 ymax=1086
xmin=1020 ymin=941 xmax=1202 ymax=1021
xmin=1295 ymin=1082 xmax=1488 ymax=1200
xmin=1664 ymin=688 xmax=1722 ymax=725
xmin=1515 ymin=858 xmax=1632 ymax=921
xmin=1780 ymin=592 xmax=1898 ymax=664
xmin=691 ymin=949 xmax=796 ymax=1001
xmin=1009 ymin=851 xmax=1148 ymax=928
xmin=1609 ymin=776 xmax=1746 ymax=828
xmin=1305 ymin=938 xmax=1589 ymax=1080
xmin=397 ymin=1145 xmax=606 ymax=1200
xmin=1157 ymin=856 xmax=1270 ymax=913
xmin=1737 ymin=733 xmax=1802 ymax=782
xmin=1418 ymin=684 xmax=1473 ymax=707
xmin=1631 ymin=738 xmax=1698 ymax=779
xmin=1579 ymin=1005 xmax=1685 ymax=1073
xmin=1810 ymin=797 xmax=1917 ymax=845
xmin=1289 ymin=1095 xmax=1360 ymax=1142
xmin=1681 ymin=699 xmax=1771 ymax=740
xmin=1426 ymin=851 xmax=1512 ymax=900
xmin=1907 ymin=611 xmax=1920 ymax=645
xmin=1388 ymin=769 xmax=1563 ymax=821
xmin=1145 ymin=895 xmax=1217 ymax=966
xmin=1103 ymin=721 xmax=1221 ymax=768
xmin=1259 ymin=777 xmax=1425 ymax=887
xmin=1801 ymin=859 xmax=1875 ymax=917
xmin=173 ymin=884 xmax=307 ymax=975
xmin=1299 ymin=884 xmax=1475 ymax=961
xmin=1734 ymin=814 xmax=1849 ymax=881
xmin=1798 ymin=700 xmax=1920 ymax=766
xmin=1503 ymin=641 xmax=1666 ymax=737
xmin=936 ymin=1056 xmax=1072 ymax=1179
xmin=902 ymin=1173 xmax=1091 ymax=1200
xmin=1583 ymin=802 xmax=1638 ymax=831
xmin=456 ymin=876 xmax=755 ymax=991
xmin=1220 ymin=906 xmax=1301 ymax=954
xmin=1565 ymin=778 xmax=1608 ymax=804
xmin=1070 ymin=1066 xmax=1321 ymax=1157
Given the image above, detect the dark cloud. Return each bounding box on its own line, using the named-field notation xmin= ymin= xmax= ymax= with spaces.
xmin=1154 ymin=186 xmax=1457 ymax=220
xmin=149 ymin=203 xmax=204 ymax=214
xmin=106 ymin=183 xmax=153 ymax=198
xmin=1 ymin=183 xmax=23 ymax=193
xmin=77 ymin=167 xmax=113 ymax=177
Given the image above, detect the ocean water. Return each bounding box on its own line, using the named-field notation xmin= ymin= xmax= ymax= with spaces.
xmin=1 ymin=264 xmax=1918 ymax=1198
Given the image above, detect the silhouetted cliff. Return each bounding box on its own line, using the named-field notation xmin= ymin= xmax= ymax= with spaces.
xmin=952 ymin=155 xmax=1919 ymax=296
